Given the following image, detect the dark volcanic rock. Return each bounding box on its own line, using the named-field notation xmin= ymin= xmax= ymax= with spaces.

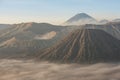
xmin=37 ymin=29 xmax=120 ymax=63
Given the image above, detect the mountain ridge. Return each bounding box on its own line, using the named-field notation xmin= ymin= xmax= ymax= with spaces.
xmin=36 ymin=29 xmax=120 ymax=63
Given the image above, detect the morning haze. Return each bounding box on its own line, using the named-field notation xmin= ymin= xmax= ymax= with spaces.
xmin=0 ymin=0 xmax=120 ymax=80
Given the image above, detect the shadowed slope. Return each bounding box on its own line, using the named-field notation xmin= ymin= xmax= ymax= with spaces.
xmin=37 ymin=29 xmax=120 ymax=63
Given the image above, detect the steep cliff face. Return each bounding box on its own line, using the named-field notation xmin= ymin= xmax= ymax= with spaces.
xmin=37 ymin=29 xmax=120 ymax=63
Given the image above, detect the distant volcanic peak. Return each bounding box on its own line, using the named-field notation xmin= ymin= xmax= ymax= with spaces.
xmin=64 ymin=13 xmax=97 ymax=25
xmin=66 ymin=13 xmax=96 ymax=22
xmin=76 ymin=13 xmax=93 ymax=18
xmin=38 ymin=29 xmax=120 ymax=63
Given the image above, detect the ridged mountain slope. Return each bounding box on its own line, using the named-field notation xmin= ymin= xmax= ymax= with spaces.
xmin=37 ymin=29 xmax=120 ymax=63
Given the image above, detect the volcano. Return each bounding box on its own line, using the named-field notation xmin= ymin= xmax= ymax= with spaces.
xmin=37 ymin=29 xmax=120 ymax=63
xmin=64 ymin=13 xmax=97 ymax=25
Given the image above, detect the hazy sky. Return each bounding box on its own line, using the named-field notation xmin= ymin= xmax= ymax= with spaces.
xmin=0 ymin=0 xmax=120 ymax=24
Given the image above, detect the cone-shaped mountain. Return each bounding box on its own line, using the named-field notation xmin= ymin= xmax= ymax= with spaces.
xmin=64 ymin=13 xmax=97 ymax=25
xmin=37 ymin=29 xmax=120 ymax=63
xmin=67 ymin=13 xmax=96 ymax=22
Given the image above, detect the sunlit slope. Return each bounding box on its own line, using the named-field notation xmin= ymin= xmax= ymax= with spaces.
xmin=37 ymin=29 xmax=120 ymax=63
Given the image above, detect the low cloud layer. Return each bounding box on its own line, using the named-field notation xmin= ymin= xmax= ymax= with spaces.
xmin=0 ymin=59 xmax=120 ymax=80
